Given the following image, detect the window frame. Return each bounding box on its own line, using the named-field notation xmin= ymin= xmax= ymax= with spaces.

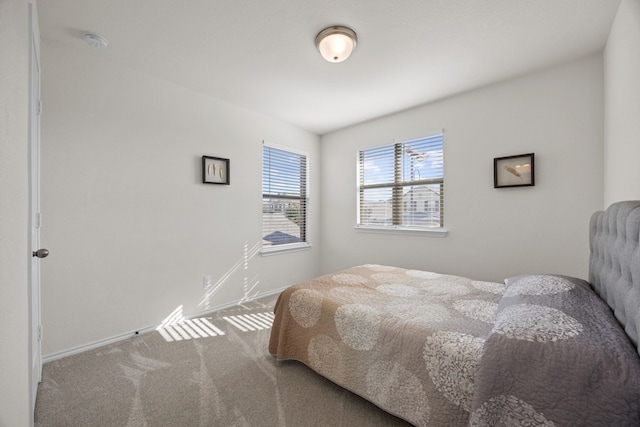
xmin=355 ymin=133 xmax=447 ymax=237
xmin=261 ymin=141 xmax=311 ymax=255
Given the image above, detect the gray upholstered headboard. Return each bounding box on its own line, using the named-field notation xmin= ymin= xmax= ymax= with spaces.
xmin=589 ymin=200 xmax=640 ymax=354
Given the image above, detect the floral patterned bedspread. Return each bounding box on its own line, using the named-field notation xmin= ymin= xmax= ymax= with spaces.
xmin=268 ymin=264 xmax=504 ymax=426
xmin=470 ymin=274 xmax=640 ymax=426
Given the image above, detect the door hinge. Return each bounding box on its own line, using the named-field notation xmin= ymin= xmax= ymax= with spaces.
xmin=37 ymin=99 xmax=42 ymax=116
xmin=35 ymin=212 xmax=42 ymax=228
xmin=38 ymin=326 xmax=42 ymax=341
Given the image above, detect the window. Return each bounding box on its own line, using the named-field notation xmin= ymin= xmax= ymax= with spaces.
xmin=262 ymin=144 xmax=308 ymax=250
xmin=357 ymin=133 xmax=444 ymax=230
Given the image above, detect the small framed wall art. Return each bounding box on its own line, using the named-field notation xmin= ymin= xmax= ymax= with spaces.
xmin=494 ymin=153 xmax=534 ymax=188
xmin=202 ymin=156 xmax=230 ymax=185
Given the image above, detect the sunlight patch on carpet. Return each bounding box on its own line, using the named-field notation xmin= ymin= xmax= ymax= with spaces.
xmin=223 ymin=312 xmax=274 ymax=332
xmin=156 ymin=310 xmax=274 ymax=342
xmin=157 ymin=317 xmax=225 ymax=342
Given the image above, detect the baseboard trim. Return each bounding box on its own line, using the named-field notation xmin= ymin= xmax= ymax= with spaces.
xmin=42 ymin=288 xmax=286 ymax=364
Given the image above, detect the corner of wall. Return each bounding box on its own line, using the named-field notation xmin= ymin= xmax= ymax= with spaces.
xmin=603 ymin=0 xmax=640 ymax=207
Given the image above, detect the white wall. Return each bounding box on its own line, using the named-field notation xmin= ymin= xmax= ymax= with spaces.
xmin=320 ymin=55 xmax=604 ymax=282
xmin=604 ymin=0 xmax=640 ymax=207
xmin=40 ymin=40 xmax=320 ymax=356
xmin=0 ymin=0 xmax=32 ymax=425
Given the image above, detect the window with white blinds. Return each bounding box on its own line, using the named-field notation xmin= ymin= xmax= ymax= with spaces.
xmin=357 ymin=133 xmax=444 ymax=229
xmin=262 ymin=144 xmax=308 ymax=249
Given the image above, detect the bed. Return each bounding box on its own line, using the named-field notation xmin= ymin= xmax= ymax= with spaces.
xmin=268 ymin=201 xmax=640 ymax=426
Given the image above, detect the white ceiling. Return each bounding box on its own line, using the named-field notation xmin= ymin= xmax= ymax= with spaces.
xmin=37 ymin=0 xmax=621 ymax=135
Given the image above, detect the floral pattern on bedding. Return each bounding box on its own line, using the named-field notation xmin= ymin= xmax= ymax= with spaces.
xmin=470 ymin=275 xmax=640 ymax=427
xmin=269 ymin=264 xmax=504 ymax=426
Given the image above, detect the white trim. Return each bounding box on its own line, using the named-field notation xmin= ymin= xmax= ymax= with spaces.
xmin=29 ymin=2 xmax=42 ymax=418
xmin=260 ymin=242 xmax=312 ymax=256
xmin=354 ymin=225 xmax=448 ymax=237
xmin=262 ymin=140 xmax=308 ymax=157
xmin=393 ymin=128 xmax=445 ymax=145
xmin=42 ymin=327 xmax=157 ymax=364
xmin=41 ymin=288 xmax=287 ymax=363
xmin=357 ymin=129 xmax=445 ymax=152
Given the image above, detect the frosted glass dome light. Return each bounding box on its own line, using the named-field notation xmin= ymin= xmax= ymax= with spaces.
xmin=315 ymin=26 xmax=357 ymax=63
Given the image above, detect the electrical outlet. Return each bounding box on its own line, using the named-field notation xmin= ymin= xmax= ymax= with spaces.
xmin=203 ymin=275 xmax=212 ymax=289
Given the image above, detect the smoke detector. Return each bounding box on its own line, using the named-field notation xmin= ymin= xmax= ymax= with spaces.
xmin=83 ymin=33 xmax=108 ymax=48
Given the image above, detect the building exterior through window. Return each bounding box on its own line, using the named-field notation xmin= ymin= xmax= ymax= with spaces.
xmin=357 ymin=133 xmax=444 ymax=229
xmin=262 ymin=144 xmax=308 ymax=248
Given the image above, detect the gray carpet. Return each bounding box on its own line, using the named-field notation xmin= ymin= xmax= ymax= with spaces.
xmin=34 ymin=295 xmax=412 ymax=426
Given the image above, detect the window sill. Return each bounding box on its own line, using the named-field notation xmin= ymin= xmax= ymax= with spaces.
xmin=354 ymin=225 xmax=448 ymax=237
xmin=260 ymin=242 xmax=312 ymax=256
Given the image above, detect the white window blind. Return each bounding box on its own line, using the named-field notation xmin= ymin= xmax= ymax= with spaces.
xmin=262 ymin=145 xmax=307 ymax=249
xmin=357 ymin=133 xmax=444 ymax=229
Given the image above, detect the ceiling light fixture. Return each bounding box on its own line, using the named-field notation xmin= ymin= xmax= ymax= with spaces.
xmin=315 ymin=26 xmax=357 ymax=63
xmin=83 ymin=33 xmax=109 ymax=49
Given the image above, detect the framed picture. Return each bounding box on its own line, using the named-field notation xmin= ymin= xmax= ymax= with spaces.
xmin=494 ymin=153 xmax=534 ymax=188
xmin=202 ymin=156 xmax=230 ymax=185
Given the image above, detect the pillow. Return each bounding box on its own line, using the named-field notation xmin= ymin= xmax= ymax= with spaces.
xmin=470 ymin=275 xmax=640 ymax=426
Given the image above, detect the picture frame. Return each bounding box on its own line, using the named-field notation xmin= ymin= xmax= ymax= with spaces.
xmin=202 ymin=156 xmax=230 ymax=185
xmin=494 ymin=153 xmax=534 ymax=188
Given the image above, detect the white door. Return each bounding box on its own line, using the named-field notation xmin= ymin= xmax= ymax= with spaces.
xmin=29 ymin=1 xmax=44 ymax=413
